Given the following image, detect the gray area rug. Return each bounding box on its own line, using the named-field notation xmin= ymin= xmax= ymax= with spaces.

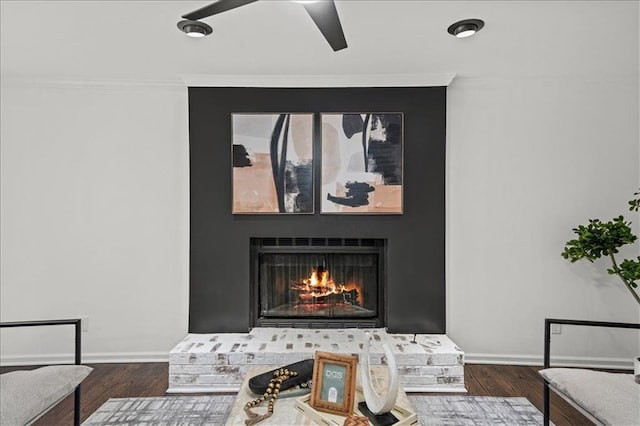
xmin=408 ymin=395 xmax=550 ymax=426
xmin=83 ymin=395 xmax=549 ymax=426
xmin=82 ymin=396 xmax=235 ymax=426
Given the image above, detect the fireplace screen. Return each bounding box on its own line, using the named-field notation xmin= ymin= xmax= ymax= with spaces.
xmin=260 ymin=253 xmax=378 ymax=318
xmin=251 ymin=238 xmax=385 ymax=328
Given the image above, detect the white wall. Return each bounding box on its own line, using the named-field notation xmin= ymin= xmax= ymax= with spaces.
xmin=447 ymin=77 xmax=639 ymax=367
xmin=1 ymin=83 xmax=190 ymax=363
xmin=1 ymin=75 xmax=637 ymax=367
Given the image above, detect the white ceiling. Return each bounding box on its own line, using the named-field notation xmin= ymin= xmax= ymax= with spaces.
xmin=1 ymin=1 xmax=638 ymax=84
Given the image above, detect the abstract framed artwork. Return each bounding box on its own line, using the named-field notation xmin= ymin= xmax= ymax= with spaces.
xmin=321 ymin=113 xmax=403 ymax=214
xmin=232 ymin=113 xmax=314 ymax=214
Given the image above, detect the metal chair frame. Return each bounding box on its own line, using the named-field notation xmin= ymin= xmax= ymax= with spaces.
xmin=0 ymin=319 xmax=83 ymax=426
xmin=542 ymin=318 xmax=640 ymax=426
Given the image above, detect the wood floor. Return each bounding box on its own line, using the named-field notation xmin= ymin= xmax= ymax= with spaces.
xmin=1 ymin=363 xmax=593 ymax=425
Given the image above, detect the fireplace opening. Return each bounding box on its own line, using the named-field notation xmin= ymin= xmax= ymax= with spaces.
xmin=250 ymin=238 xmax=386 ymax=328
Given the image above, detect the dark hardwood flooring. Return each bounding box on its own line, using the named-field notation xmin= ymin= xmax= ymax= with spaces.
xmin=0 ymin=363 xmax=594 ymax=425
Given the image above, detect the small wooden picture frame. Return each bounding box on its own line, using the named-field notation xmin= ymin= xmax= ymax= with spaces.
xmin=310 ymin=351 xmax=358 ymax=416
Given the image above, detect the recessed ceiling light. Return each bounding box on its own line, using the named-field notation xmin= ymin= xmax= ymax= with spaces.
xmin=177 ymin=20 xmax=213 ymax=38
xmin=447 ymin=19 xmax=485 ymax=38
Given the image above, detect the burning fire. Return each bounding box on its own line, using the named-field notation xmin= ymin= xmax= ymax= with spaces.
xmin=292 ymin=267 xmax=361 ymax=305
xmin=306 ymin=267 xmax=328 ymax=288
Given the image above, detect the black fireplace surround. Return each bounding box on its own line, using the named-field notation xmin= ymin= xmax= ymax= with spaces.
xmin=188 ymin=86 xmax=446 ymax=334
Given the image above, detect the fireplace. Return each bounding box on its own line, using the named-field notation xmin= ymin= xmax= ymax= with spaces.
xmin=250 ymin=237 xmax=386 ymax=328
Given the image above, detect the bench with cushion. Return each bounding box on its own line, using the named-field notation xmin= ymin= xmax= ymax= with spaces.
xmin=0 ymin=319 xmax=93 ymax=425
xmin=539 ymin=318 xmax=640 ymax=426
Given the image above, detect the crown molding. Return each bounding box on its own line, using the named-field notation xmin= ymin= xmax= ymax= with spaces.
xmin=3 ymin=73 xmax=634 ymax=90
xmin=0 ymin=76 xmax=186 ymax=89
xmin=180 ymin=73 xmax=457 ymax=87
xmin=1 ymin=73 xmax=456 ymax=89
xmin=449 ymin=74 xmax=639 ymax=88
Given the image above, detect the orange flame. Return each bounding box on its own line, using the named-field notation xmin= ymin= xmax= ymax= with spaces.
xmin=297 ymin=268 xmax=361 ymax=304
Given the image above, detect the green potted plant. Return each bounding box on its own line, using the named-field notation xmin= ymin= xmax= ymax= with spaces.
xmin=561 ymin=190 xmax=640 ymax=305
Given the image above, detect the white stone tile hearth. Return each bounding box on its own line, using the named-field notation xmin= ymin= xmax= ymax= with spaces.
xmin=168 ymin=328 xmax=465 ymax=393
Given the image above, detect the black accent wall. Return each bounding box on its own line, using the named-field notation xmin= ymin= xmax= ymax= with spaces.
xmin=188 ymin=87 xmax=446 ymax=334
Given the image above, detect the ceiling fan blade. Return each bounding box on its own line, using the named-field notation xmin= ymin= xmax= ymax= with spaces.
xmin=303 ymin=1 xmax=347 ymax=51
xmin=182 ymin=0 xmax=259 ymax=21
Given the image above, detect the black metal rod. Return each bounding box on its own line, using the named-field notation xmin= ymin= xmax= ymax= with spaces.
xmin=543 ymin=380 xmax=550 ymax=426
xmin=74 ymin=387 xmax=81 ymax=426
xmin=544 ymin=318 xmax=552 ymax=369
xmin=545 ymin=318 xmax=640 ymax=330
xmin=75 ymin=320 xmax=81 ymax=365
xmin=543 ymin=319 xmax=552 ymax=426
xmin=73 ymin=318 xmax=83 ymax=426
xmin=0 ymin=318 xmax=80 ymax=328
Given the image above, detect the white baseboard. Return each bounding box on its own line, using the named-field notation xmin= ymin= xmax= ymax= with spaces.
xmin=0 ymin=352 xmax=169 ymax=366
xmin=3 ymin=352 xmax=635 ymax=371
xmin=465 ymin=353 xmax=635 ymax=370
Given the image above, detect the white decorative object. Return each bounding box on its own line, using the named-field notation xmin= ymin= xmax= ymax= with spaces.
xmin=361 ymin=332 xmax=399 ymax=414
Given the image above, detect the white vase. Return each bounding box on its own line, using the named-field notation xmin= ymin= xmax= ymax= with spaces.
xmin=361 ymin=332 xmax=399 ymax=415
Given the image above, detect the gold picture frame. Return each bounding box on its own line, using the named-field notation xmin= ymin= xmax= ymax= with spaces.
xmin=310 ymin=351 xmax=358 ymax=416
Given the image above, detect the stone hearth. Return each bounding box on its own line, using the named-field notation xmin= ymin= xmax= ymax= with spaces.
xmin=168 ymin=328 xmax=465 ymax=393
